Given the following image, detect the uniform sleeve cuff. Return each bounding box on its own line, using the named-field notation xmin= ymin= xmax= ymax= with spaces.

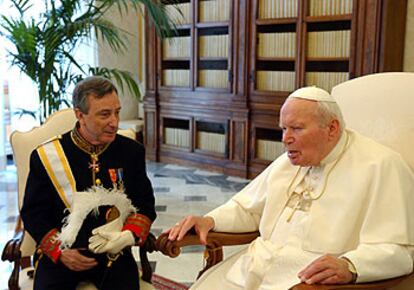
xmin=39 ymin=228 xmax=62 ymax=263
xmin=122 ymin=213 xmax=152 ymax=246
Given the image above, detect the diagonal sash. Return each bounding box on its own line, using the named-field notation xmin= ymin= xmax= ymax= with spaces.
xmin=37 ymin=138 xmax=76 ymax=209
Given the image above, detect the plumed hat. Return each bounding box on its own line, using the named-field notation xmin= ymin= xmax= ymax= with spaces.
xmin=58 ymin=186 xmax=136 ymax=249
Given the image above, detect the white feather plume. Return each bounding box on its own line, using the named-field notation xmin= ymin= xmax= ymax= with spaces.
xmin=58 ymin=186 xmax=136 ymax=249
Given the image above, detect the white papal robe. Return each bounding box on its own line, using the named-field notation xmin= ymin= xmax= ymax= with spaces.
xmin=191 ymin=130 xmax=414 ymax=290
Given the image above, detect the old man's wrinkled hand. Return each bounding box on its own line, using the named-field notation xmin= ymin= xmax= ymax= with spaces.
xmin=298 ymin=254 xmax=354 ymax=285
xmin=164 ymin=215 xmax=215 ymax=245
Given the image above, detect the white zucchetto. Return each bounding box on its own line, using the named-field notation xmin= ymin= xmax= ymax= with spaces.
xmin=288 ymin=86 xmax=336 ymax=103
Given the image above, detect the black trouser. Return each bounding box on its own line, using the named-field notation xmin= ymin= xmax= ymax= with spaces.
xmin=33 ymin=250 xmax=139 ymax=290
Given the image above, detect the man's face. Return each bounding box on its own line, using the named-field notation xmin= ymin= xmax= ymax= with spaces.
xmin=279 ymin=98 xmax=338 ymax=166
xmin=75 ymin=91 xmax=121 ymax=145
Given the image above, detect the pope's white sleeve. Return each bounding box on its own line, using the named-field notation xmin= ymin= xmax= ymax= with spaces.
xmin=206 ymin=160 xmax=277 ymax=233
xmin=342 ymin=243 xmax=414 ymax=283
xmin=204 ymin=161 xmax=279 ymax=232
xmin=205 ymin=199 xmax=261 ymax=232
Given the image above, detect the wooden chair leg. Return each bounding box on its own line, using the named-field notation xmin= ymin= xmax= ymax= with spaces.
xmin=139 ymin=233 xmax=157 ymax=283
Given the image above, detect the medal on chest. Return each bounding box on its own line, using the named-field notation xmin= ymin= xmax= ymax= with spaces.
xmin=108 ymin=168 xmax=124 ymax=190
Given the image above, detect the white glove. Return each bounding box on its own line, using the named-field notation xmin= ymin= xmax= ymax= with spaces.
xmin=88 ymin=230 xmax=135 ymax=254
xmin=92 ymin=216 xmax=123 ymax=233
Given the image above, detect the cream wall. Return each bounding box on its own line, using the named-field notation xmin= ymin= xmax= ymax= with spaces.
xmin=404 ymin=0 xmax=414 ymax=72
xmin=97 ymin=5 xmax=146 ymax=120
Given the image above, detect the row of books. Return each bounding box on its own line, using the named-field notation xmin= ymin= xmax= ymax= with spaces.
xmin=256 ymin=71 xmax=296 ymax=92
xmin=199 ymin=70 xmax=228 ymax=88
xmin=258 ymin=0 xmax=298 ymax=19
xmin=164 ymin=127 xmax=190 ymax=148
xmin=166 ymin=2 xmax=192 ymax=25
xmin=199 ymin=0 xmax=230 ymax=22
xmin=309 ymin=0 xmax=353 ymax=16
xmin=199 ymin=35 xmax=229 ymax=58
xmin=307 ymin=30 xmax=350 ymax=58
xmin=162 ymin=70 xmax=348 ymax=91
xmin=197 ymin=132 xmax=226 ymax=153
xmin=258 ymin=32 xmax=296 ymax=58
xmin=305 ymin=71 xmax=349 ymax=92
xmin=162 ymin=69 xmax=190 ymax=87
xmin=162 ymin=31 xmax=349 ymax=59
xmin=163 ymin=36 xmax=191 ymax=59
xmin=256 ymin=140 xmax=285 ymax=161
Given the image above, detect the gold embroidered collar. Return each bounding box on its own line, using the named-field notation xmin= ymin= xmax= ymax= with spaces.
xmin=70 ymin=124 xmax=110 ymax=156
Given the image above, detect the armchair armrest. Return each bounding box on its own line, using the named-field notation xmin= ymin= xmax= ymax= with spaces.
xmin=1 ymin=229 xmax=24 ymax=290
xmin=156 ymin=231 xmax=259 ymax=278
xmin=290 ymin=275 xmax=409 ymax=290
xmin=139 ymin=232 xmax=157 ymax=283
xmin=156 ymin=231 xmax=411 ymax=290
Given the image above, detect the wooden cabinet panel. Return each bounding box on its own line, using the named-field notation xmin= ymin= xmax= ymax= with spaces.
xmin=144 ymin=0 xmax=407 ymax=178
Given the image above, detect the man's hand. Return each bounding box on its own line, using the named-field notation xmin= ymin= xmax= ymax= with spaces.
xmin=164 ymin=215 xmax=215 ymax=245
xmin=59 ymin=249 xmax=97 ymax=271
xmin=298 ymin=255 xmax=353 ymax=285
xmin=88 ymin=230 xmax=135 ymax=254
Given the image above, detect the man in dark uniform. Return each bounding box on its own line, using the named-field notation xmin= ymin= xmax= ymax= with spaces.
xmin=21 ymin=76 xmax=156 ymax=290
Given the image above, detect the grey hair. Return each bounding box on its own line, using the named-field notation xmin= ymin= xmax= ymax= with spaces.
xmin=72 ymin=76 xmax=118 ymax=113
xmin=315 ymin=101 xmax=346 ymax=133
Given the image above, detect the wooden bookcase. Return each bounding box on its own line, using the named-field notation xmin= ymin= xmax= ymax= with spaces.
xmin=144 ymin=0 xmax=407 ymax=178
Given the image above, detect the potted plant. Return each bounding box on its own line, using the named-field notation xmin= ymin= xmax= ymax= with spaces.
xmin=0 ymin=0 xmax=175 ymax=123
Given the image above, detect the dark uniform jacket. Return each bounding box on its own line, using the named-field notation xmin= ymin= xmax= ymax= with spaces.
xmin=21 ymin=128 xmax=156 ymax=261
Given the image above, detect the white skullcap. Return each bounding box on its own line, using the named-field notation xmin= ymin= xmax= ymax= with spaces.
xmin=288 ymin=86 xmax=336 ymax=103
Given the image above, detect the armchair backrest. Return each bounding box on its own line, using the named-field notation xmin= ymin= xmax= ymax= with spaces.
xmin=12 ymin=109 xmax=77 ymax=256
xmin=331 ymin=72 xmax=414 ymax=171
xmin=12 ymin=108 xmax=136 ymax=257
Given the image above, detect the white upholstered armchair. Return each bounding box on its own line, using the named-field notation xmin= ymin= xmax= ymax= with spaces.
xmin=1 ymin=109 xmax=157 ymax=290
xmin=156 ymin=72 xmax=414 ymax=290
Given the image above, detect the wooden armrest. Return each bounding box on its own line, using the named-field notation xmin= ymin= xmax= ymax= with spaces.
xmin=156 ymin=231 xmax=259 ymax=257
xmin=156 ymin=231 xmax=259 ymax=277
xmin=1 ymin=229 xmax=23 ymax=263
xmin=139 ymin=232 xmax=157 ymax=283
xmin=156 ymin=231 xmax=411 ymax=288
xmin=1 ymin=229 xmax=24 ymax=290
xmin=290 ymin=274 xmax=410 ymax=290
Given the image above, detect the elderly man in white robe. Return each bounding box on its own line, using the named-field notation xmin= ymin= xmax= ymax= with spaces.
xmin=166 ymin=86 xmax=414 ymax=290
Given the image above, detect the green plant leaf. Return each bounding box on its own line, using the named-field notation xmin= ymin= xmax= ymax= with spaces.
xmin=0 ymin=0 xmax=171 ymax=122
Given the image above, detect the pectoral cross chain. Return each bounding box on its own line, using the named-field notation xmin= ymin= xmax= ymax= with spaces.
xmin=89 ymin=161 xmax=100 ymax=171
xmin=287 ymin=198 xmax=302 ymax=223
xmin=89 ymin=153 xmax=100 ymax=185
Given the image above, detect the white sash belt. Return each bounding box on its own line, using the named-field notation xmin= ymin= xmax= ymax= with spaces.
xmin=37 ymin=138 xmax=76 ymax=209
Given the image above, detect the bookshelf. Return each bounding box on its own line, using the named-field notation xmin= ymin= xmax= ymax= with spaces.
xmin=162 ymin=117 xmax=191 ymax=149
xmin=196 ymin=0 xmax=232 ymax=91
xmin=195 ymin=120 xmax=228 ymax=155
xmin=144 ymin=0 xmax=407 ymax=178
xmin=254 ymin=127 xmax=284 ymax=162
